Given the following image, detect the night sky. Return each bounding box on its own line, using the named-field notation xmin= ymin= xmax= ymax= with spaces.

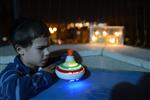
xmin=0 ymin=0 xmax=150 ymax=48
xmin=13 ymin=0 xmax=149 ymax=23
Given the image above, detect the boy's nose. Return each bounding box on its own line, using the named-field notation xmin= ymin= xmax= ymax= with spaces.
xmin=43 ymin=48 xmax=50 ymax=56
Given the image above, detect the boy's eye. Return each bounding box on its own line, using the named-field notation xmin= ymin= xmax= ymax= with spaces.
xmin=37 ymin=45 xmax=50 ymax=50
xmin=37 ymin=47 xmax=45 ymax=50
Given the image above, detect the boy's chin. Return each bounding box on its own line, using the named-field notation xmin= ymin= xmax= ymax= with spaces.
xmin=39 ymin=63 xmax=45 ymax=67
xmin=39 ymin=62 xmax=48 ymax=67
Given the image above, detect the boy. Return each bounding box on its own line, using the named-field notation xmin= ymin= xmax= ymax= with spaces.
xmin=0 ymin=19 xmax=57 ymax=100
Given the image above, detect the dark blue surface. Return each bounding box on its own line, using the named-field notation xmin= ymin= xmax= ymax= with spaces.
xmin=32 ymin=68 xmax=146 ymax=100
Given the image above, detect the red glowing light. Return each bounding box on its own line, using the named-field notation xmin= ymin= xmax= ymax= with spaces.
xmin=67 ymin=49 xmax=74 ymax=56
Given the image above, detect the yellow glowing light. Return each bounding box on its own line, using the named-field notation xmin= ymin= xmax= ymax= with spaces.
xmin=75 ymin=23 xmax=83 ymax=29
xmin=84 ymin=22 xmax=90 ymax=27
xmin=91 ymin=35 xmax=97 ymax=42
xmin=49 ymin=27 xmax=54 ymax=34
xmin=49 ymin=27 xmax=57 ymax=34
xmin=70 ymin=23 xmax=74 ymax=28
xmin=67 ymin=23 xmax=74 ymax=29
xmin=116 ymin=38 xmax=119 ymax=44
xmin=58 ymin=39 xmax=62 ymax=45
xmin=109 ymin=37 xmax=116 ymax=44
xmin=90 ymin=24 xmax=124 ymax=45
xmin=102 ymin=31 xmax=108 ymax=37
xmin=95 ymin=31 xmax=100 ymax=36
xmin=114 ymin=32 xmax=121 ymax=37
xmin=53 ymin=27 xmax=57 ymax=31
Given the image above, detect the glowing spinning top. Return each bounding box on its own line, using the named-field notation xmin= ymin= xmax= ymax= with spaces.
xmin=55 ymin=49 xmax=85 ymax=81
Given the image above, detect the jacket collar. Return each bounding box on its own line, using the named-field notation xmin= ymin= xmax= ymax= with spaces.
xmin=14 ymin=55 xmax=37 ymax=75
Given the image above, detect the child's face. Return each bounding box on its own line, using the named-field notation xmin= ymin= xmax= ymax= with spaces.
xmin=21 ymin=37 xmax=50 ymax=68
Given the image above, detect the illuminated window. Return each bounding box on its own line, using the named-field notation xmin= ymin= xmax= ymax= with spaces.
xmin=90 ymin=23 xmax=124 ymax=45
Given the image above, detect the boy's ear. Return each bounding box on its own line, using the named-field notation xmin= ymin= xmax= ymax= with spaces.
xmin=15 ymin=44 xmax=25 ymax=55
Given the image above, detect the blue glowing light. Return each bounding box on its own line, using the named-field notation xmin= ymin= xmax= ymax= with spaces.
xmin=75 ymin=79 xmax=79 ymax=81
xmin=67 ymin=82 xmax=85 ymax=89
xmin=69 ymin=79 xmax=79 ymax=82
xmin=69 ymin=80 xmax=75 ymax=82
xmin=65 ymin=80 xmax=90 ymax=91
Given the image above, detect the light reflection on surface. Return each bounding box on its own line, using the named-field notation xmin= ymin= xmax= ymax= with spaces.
xmin=32 ymin=68 xmax=145 ymax=100
xmin=63 ymin=79 xmax=90 ymax=92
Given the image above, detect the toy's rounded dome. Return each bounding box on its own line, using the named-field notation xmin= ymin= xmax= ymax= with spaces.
xmin=55 ymin=49 xmax=85 ymax=80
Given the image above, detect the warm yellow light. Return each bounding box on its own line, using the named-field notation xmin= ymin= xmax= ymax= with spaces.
xmin=75 ymin=23 xmax=83 ymax=29
xmin=89 ymin=23 xmax=124 ymax=45
xmin=49 ymin=27 xmax=54 ymax=34
xmin=49 ymin=27 xmax=57 ymax=34
xmin=53 ymin=27 xmax=57 ymax=31
xmin=109 ymin=37 xmax=116 ymax=44
xmin=91 ymin=35 xmax=97 ymax=42
xmin=114 ymin=32 xmax=121 ymax=37
xmin=70 ymin=23 xmax=74 ymax=27
xmin=67 ymin=23 xmax=74 ymax=29
xmin=84 ymin=22 xmax=90 ymax=27
xmin=58 ymin=39 xmax=62 ymax=45
xmin=95 ymin=31 xmax=100 ymax=36
xmin=102 ymin=31 xmax=108 ymax=37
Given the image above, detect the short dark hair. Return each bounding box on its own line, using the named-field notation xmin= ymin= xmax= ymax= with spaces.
xmin=11 ymin=19 xmax=50 ymax=48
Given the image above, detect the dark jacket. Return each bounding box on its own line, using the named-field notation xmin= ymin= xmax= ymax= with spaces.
xmin=0 ymin=55 xmax=54 ymax=100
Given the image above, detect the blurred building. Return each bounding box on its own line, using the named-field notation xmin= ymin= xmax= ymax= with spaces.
xmin=0 ymin=0 xmax=150 ymax=49
xmin=47 ymin=21 xmax=90 ymax=44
